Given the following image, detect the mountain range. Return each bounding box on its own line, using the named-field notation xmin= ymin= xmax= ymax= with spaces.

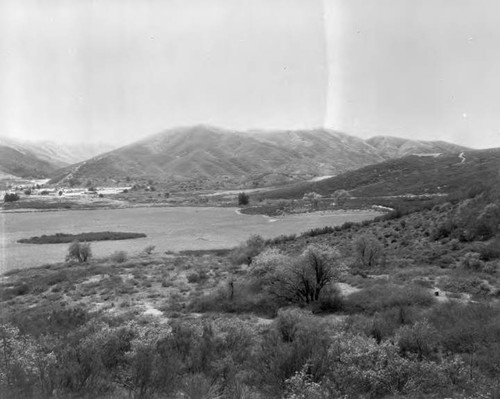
xmin=0 ymin=137 xmax=115 ymax=180
xmin=45 ymin=125 xmax=467 ymax=189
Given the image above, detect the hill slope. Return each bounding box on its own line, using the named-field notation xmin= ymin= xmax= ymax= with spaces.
xmin=0 ymin=144 xmax=58 ymax=179
xmin=366 ymin=136 xmax=467 ymax=159
xmin=0 ymin=137 xmax=115 ymax=179
xmin=262 ymin=148 xmax=500 ymax=199
xmin=49 ymin=125 xmax=468 ymax=189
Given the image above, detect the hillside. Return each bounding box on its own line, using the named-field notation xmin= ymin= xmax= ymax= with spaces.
xmin=366 ymin=135 xmax=467 ymax=159
xmin=0 ymin=144 xmax=59 ymax=179
xmin=48 ymin=125 xmax=468 ymax=189
xmin=0 ymin=136 xmax=115 ymax=179
xmin=261 ymin=148 xmax=500 ymax=199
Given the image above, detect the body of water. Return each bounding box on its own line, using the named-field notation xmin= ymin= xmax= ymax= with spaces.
xmin=1 ymin=206 xmax=381 ymax=272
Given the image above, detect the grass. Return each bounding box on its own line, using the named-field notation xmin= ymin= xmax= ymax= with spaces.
xmin=18 ymin=231 xmax=147 ymax=244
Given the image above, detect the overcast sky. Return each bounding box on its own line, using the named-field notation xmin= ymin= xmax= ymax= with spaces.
xmin=1 ymin=0 xmax=499 ymax=148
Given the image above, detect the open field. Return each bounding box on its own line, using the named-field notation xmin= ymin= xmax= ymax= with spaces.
xmin=1 ymin=206 xmax=381 ymax=272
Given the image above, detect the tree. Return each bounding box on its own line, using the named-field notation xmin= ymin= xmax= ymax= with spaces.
xmin=354 ymin=235 xmax=383 ymax=268
xmin=3 ymin=193 xmax=20 ymax=203
xmin=67 ymin=241 xmax=92 ymax=263
xmin=303 ymin=192 xmax=322 ymax=210
xmin=238 ymin=192 xmax=250 ymax=206
xmin=253 ymin=245 xmax=346 ymax=303
xmin=333 ymin=189 xmax=350 ymax=206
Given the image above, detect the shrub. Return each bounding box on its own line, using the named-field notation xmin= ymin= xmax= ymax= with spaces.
xmin=315 ymin=284 xmax=344 ymax=313
xmin=110 ymin=251 xmax=128 ymax=263
xmin=428 ymin=302 xmax=500 ymax=355
xmin=3 ymin=193 xmax=19 ymax=202
xmin=228 ymin=235 xmax=265 ymax=265
xmin=143 ymin=245 xmax=156 ymax=255
xmin=24 ymin=189 xmax=32 ymax=195
xmin=479 ymin=235 xmax=500 ymax=260
xmin=396 ymin=319 xmax=440 ymax=360
xmin=345 ymin=284 xmax=435 ymax=314
xmin=66 ymin=241 xmax=92 ymax=263
xmin=460 ymin=252 xmax=485 ymax=271
xmin=238 ymin=192 xmax=250 ymax=206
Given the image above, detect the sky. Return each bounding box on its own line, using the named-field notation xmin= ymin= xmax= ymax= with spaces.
xmin=1 ymin=0 xmax=499 ymax=149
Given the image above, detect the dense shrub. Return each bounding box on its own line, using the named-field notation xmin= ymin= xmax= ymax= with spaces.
xmin=228 ymin=234 xmax=266 ymax=265
xmin=238 ymin=192 xmax=250 ymax=205
xmin=345 ymin=284 xmax=435 ymax=314
xmin=66 ymin=240 xmax=92 ymax=263
xmin=459 ymin=252 xmax=485 ymax=271
xmin=186 ymin=270 xmax=208 ymax=284
xmin=3 ymin=193 xmax=20 ymax=202
xmin=189 ymin=281 xmax=280 ymax=317
xmin=479 ymin=235 xmax=500 ymax=260
xmin=315 ymin=284 xmax=345 ymax=313
xmin=110 ymin=250 xmax=128 ymax=263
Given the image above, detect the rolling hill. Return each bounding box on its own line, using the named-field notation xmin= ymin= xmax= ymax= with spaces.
xmin=261 ymin=148 xmax=500 ymax=199
xmin=48 ymin=125 xmax=469 ymax=189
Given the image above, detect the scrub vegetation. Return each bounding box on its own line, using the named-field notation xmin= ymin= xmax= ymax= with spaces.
xmin=1 ymin=180 xmax=499 ymax=399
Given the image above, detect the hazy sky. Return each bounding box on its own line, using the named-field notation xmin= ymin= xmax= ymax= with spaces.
xmin=1 ymin=0 xmax=499 ymax=148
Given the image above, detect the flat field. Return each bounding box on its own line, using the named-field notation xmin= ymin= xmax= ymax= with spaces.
xmin=1 ymin=206 xmax=381 ymax=272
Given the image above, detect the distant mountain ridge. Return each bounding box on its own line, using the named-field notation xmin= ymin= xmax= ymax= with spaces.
xmin=47 ymin=125 xmax=469 ymax=189
xmin=0 ymin=137 xmax=116 ymax=179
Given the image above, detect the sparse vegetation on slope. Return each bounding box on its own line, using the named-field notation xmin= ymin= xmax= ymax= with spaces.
xmin=261 ymin=147 xmax=500 ymax=199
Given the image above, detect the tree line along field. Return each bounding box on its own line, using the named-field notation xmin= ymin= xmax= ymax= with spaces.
xmin=0 ymin=181 xmax=499 ymax=398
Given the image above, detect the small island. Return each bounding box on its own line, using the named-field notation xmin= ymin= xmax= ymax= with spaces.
xmin=18 ymin=231 xmax=147 ymax=244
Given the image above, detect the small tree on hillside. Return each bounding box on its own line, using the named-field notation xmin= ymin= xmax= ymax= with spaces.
xmin=333 ymin=189 xmax=350 ymax=206
xmin=253 ymin=244 xmax=346 ymax=303
xmin=354 ymin=235 xmax=383 ymax=268
xmin=67 ymin=241 xmax=92 ymax=263
xmin=238 ymin=192 xmax=250 ymax=206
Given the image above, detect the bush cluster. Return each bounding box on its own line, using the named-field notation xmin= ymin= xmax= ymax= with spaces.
xmin=3 ymin=193 xmax=19 ymax=202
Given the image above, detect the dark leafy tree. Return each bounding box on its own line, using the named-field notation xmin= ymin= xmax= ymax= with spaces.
xmin=238 ymin=192 xmax=250 ymax=206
